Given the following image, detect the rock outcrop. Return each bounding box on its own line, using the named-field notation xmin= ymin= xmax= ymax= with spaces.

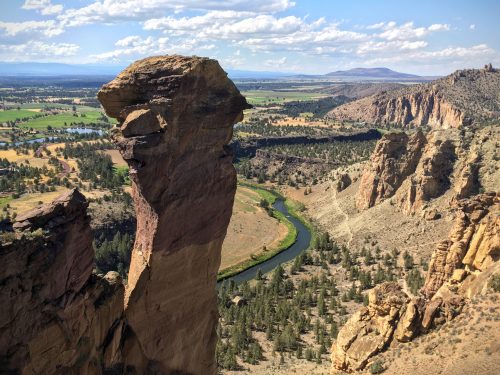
xmin=98 ymin=55 xmax=249 ymax=374
xmin=332 ymin=193 xmax=499 ymax=373
xmin=331 ymin=283 xmax=418 ymax=371
xmin=0 ymin=189 xmax=124 ymax=373
xmin=328 ymin=66 xmax=500 ymax=128
xmin=397 ymin=136 xmax=456 ymax=214
xmin=0 ymin=55 xmax=248 ymax=375
xmin=356 ymin=130 xmax=426 ymax=210
xmin=422 ymin=192 xmax=499 ymax=299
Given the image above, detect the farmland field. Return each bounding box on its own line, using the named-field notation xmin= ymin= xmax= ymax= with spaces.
xmin=242 ymin=90 xmax=326 ymax=105
xmin=19 ymin=110 xmax=106 ymax=129
xmin=0 ymin=109 xmax=40 ymax=123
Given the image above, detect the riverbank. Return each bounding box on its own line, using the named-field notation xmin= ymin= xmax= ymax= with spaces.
xmin=217 ymin=181 xmax=315 ymax=282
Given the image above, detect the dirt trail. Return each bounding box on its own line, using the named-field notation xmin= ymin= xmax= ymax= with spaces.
xmin=330 ymin=181 xmax=353 ymax=246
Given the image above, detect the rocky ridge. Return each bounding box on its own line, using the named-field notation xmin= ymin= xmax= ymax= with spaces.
xmin=331 ymin=192 xmax=499 ymax=373
xmin=328 ymin=65 xmax=500 ymax=128
xmin=356 ymin=125 xmax=498 ymax=216
xmin=0 ymin=55 xmax=248 ymax=374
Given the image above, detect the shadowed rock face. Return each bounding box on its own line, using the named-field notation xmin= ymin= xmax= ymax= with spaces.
xmin=98 ymin=55 xmax=249 ymax=374
xmin=0 ymin=189 xmax=124 ymax=373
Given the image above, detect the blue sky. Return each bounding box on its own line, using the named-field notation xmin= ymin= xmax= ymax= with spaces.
xmin=0 ymin=0 xmax=499 ymax=75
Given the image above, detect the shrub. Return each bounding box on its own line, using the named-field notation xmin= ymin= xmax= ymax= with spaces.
xmin=488 ymin=274 xmax=500 ymax=292
xmin=370 ymin=360 xmax=385 ymax=374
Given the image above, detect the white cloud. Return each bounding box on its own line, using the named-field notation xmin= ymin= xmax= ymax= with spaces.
xmin=470 ymin=24 xmax=476 ymax=30
xmin=377 ymin=21 xmax=449 ymax=40
xmin=22 ymin=0 xmax=63 ymax=15
xmin=362 ymin=44 xmax=496 ymax=65
xmin=58 ymin=0 xmax=295 ymax=27
xmin=0 ymin=40 xmax=79 ymax=61
xmin=0 ymin=20 xmax=64 ymax=37
xmin=366 ymin=22 xmax=385 ymax=30
xmin=264 ymin=56 xmax=287 ymax=67
xmin=357 ymin=40 xmax=428 ymax=55
xmin=90 ymin=35 xmax=215 ymax=61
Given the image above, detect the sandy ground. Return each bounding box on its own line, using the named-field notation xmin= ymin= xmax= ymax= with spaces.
xmin=101 ymin=149 xmax=127 ymax=167
xmin=221 ymin=186 xmax=288 ymax=270
xmin=380 ymin=293 xmax=500 ymax=375
xmin=282 ymin=164 xmax=453 ymax=263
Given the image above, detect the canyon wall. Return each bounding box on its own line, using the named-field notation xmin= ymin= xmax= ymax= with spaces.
xmin=328 ymin=66 xmax=499 ymax=128
xmin=0 ymin=55 xmax=248 ymax=375
xmin=356 ymin=125 xmax=498 ymax=215
xmin=355 ymin=130 xmax=426 ymax=210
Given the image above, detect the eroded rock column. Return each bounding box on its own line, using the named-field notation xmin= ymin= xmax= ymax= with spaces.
xmin=98 ymin=55 xmax=249 ymax=374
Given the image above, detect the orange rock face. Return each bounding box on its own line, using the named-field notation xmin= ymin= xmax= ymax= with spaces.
xmin=98 ymin=55 xmax=249 ymax=374
xmin=356 ymin=130 xmax=426 ymax=210
xmin=422 ymin=193 xmax=499 ymax=299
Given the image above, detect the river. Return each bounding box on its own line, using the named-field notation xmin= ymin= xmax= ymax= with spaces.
xmin=219 ymin=197 xmax=312 ymax=285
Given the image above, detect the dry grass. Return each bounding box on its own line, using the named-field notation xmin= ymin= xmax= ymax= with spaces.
xmin=220 ymin=186 xmax=288 ymax=271
xmin=101 ymin=149 xmax=127 ymax=167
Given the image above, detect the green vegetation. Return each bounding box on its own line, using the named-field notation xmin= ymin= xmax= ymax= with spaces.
xmin=488 ymin=274 xmax=500 ymax=292
xmin=20 ymin=111 xmax=107 ymax=129
xmin=62 ymin=142 xmax=128 ymax=190
xmin=242 ymin=90 xmax=326 ymax=106
xmin=274 ymin=96 xmax=350 ymax=118
xmin=265 ymin=140 xmax=376 ymax=164
xmin=370 ymin=360 xmax=385 ymax=374
xmin=94 ymin=230 xmax=134 ymax=278
xmin=0 ymin=109 xmax=40 ymax=123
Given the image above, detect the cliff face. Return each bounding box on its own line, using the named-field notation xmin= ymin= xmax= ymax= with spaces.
xmin=98 ymin=55 xmax=249 ymax=374
xmin=0 ymin=55 xmax=248 ymax=375
xmin=422 ymin=193 xmax=499 ymax=299
xmin=396 ymin=135 xmax=456 ymax=214
xmin=328 ymin=66 xmax=500 ymax=128
xmin=0 ymin=189 xmax=124 ymax=373
xmin=355 ymin=130 xmax=426 ymax=210
xmin=330 ymin=91 xmax=465 ymax=128
xmin=356 ymin=125 xmax=498 ymax=215
xmin=331 ymin=193 xmax=499 ymax=373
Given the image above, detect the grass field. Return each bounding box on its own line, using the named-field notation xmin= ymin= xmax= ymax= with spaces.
xmin=242 ymin=90 xmax=326 ymax=106
xmin=20 ymin=111 xmax=105 ymax=129
xmin=0 ymin=109 xmax=40 ymax=123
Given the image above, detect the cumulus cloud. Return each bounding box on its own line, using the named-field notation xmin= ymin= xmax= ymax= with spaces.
xmin=0 ymin=20 xmax=64 ymax=37
xmin=264 ymin=56 xmax=287 ymax=67
xmin=58 ymin=0 xmax=295 ymax=27
xmin=0 ymin=40 xmax=78 ymax=60
xmin=22 ymin=0 xmax=63 ymax=15
xmin=91 ymin=35 xmax=215 ymax=61
xmin=377 ymin=21 xmax=449 ymax=40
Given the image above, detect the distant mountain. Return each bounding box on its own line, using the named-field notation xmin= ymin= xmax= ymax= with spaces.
xmin=0 ymin=62 xmax=437 ymax=82
xmin=325 ymin=67 xmax=421 ymax=79
xmin=0 ymin=62 xmax=125 ymax=76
